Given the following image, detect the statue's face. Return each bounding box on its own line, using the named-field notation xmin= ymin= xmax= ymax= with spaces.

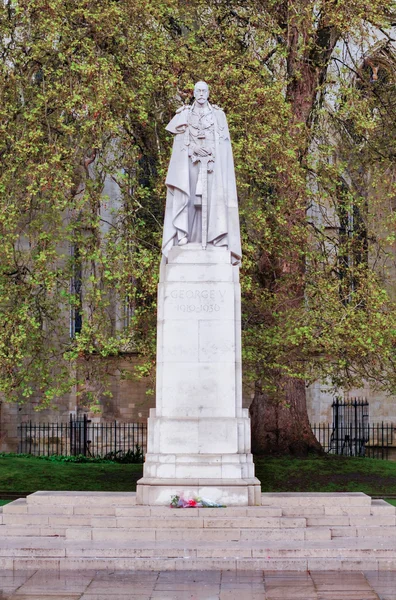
xmin=194 ymin=82 xmax=209 ymax=105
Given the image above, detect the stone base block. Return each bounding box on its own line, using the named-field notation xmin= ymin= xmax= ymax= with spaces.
xmin=135 ymin=477 xmax=262 ymax=506
xmin=142 ymin=452 xmax=255 ymax=479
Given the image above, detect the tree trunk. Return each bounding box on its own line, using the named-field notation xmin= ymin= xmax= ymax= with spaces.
xmin=250 ymin=378 xmax=323 ymax=456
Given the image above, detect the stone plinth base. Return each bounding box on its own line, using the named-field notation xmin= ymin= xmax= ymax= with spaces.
xmin=142 ymin=451 xmax=256 ymax=480
xmin=136 ymin=477 xmax=262 ymax=506
xmin=139 ymin=246 xmax=260 ymax=507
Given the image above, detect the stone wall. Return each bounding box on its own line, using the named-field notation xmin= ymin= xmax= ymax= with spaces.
xmin=306 ymin=381 xmax=396 ymax=425
xmin=0 ymin=353 xmax=152 ymax=453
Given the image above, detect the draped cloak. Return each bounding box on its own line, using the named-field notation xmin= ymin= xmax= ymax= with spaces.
xmin=162 ymin=103 xmax=242 ymax=264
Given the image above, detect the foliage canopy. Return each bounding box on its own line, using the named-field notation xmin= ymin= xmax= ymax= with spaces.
xmin=0 ymin=0 xmax=396 ymax=410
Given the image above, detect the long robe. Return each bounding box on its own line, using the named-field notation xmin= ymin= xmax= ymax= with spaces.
xmin=162 ymin=103 xmax=242 ymax=264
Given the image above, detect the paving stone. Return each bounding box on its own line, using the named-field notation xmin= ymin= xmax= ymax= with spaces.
xmin=266 ymin=588 xmax=317 ymax=597
xmin=154 ymin=583 xmax=221 ymax=591
xmin=7 ymin=595 xmax=82 ymax=600
xmin=157 ymin=571 xmax=222 ymax=581
xmin=150 ymin=594 xmax=219 ymax=600
xmin=14 ymin=571 xmax=92 ymax=594
xmin=220 ymin=590 xmax=266 ymax=599
xmin=0 ymin=569 xmax=394 ymax=600
xmin=317 ymin=594 xmax=379 ymax=600
xmin=221 ymin=573 xmax=264 ymax=581
xmin=79 ymin=592 xmax=151 ymax=600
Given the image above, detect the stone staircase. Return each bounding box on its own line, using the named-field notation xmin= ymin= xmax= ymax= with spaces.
xmin=0 ymin=491 xmax=396 ymax=571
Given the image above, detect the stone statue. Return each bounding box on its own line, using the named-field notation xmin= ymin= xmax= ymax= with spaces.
xmin=162 ymin=81 xmax=242 ymax=263
xmin=137 ymin=83 xmax=260 ymax=508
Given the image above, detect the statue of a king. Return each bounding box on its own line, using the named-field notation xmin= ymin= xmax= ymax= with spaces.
xmin=162 ymin=81 xmax=241 ymax=264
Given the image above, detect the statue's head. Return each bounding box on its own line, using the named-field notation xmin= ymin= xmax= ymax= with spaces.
xmin=194 ymin=81 xmax=209 ymax=105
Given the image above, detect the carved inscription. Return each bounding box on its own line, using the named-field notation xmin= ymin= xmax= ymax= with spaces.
xmin=177 ymin=303 xmax=220 ymax=313
xmin=169 ymin=288 xmax=226 ymax=314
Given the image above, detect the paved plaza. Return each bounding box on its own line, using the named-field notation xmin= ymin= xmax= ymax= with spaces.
xmin=0 ymin=569 xmax=395 ymax=600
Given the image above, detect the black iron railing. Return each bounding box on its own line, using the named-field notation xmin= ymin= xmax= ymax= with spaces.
xmin=18 ymin=415 xmax=147 ymax=457
xmin=332 ymin=398 xmax=369 ymax=438
xmin=311 ymin=422 xmax=394 ymax=459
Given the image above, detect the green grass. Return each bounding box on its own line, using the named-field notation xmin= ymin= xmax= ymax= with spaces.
xmin=2 ymin=455 xmax=396 ymax=499
xmin=385 ymin=499 xmax=396 ymax=506
xmin=0 ymin=500 xmax=10 ymax=506
xmin=255 ymin=455 xmax=396 ymax=496
xmin=0 ymin=456 xmax=143 ymax=494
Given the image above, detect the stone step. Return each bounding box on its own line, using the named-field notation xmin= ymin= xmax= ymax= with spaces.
xmin=26 ymin=491 xmax=138 ymax=506
xmin=65 ymin=525 xmax=332 ymax=543
xmin=3 ymin=501 xmax=282 ymax=519
xmin=2 ymin=535 xmax=396 ymax=552
xmin=261 ymin=492 xmax=372 ymax=507
xmin=1 ymin=491 xmax=395 ymax=571
xmin=281 ymin=505 xmax=372 ymax=517
xmin=332 ymin=525 xmax=396 ymax=538
xmin=1 ymin=499 xmax=28 ymax=514
xmin=0 ymin=524 xmax=67 ymax=537
xmin=26 ymin=490 xmax=373 ymax=508
xmin=5 ymin=519 xmax=396 ymax=543
xmin=1 ymin=536 xmax=396 ymax=567
xmin=6 ymin=498 xmax=391 ymax=521
xmin=1 ymin=512 xmax=309 ymax=531
xmin=8 ymin=555 xmax=396 ymax=571
xmin=12 ymin=513 xmax=394 ymax=529
xmin=2 ymin=499 xmax=75 ymax=516
xmin=371 ymin=499 xmax=396 ymax=515
xmin=119 ymin=515 xmax=307 ymax=529
xmin=115 ymin=506 xmax=283 ymax=517
xmin=307 ymin=515 xmax=396 ymax=527
xmin=281 ymin=500 xmax=395 ymax=518
xmin=2 ymin=514 xmax=93 ymax=527
xmin=0 ymin=523 xmax=332 ymax=542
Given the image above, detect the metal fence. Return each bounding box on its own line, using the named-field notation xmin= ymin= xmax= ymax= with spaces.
xmin=18 ymin=415 xmax=147 ymax=457
xmin=332 ymin=398 xmax=369 ymax=432
xmin=311 ymin=422 xmax=395 ymax=459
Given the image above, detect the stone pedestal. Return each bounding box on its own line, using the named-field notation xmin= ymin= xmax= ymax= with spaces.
xmin=136 ymin=245 xmax=261 ymax=505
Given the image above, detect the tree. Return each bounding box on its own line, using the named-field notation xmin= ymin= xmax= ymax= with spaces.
xmin=1 ymin=0 xmax=396 ymax=457
xmin=245 ymin=1 xmax=396 ymax=454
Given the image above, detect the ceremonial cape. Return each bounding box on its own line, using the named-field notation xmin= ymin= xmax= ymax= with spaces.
xmin=162 ymin=103 xmax=242 ymax=264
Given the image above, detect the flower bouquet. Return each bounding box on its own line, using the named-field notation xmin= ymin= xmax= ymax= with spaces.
xmin=170 ymin=494 xmax=226 ymax=508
